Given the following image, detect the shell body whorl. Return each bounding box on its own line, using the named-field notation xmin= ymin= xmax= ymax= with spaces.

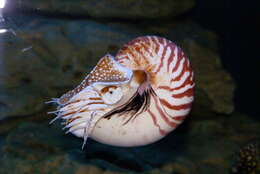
xmin=49 ymin=36 xmax=194 ymax=148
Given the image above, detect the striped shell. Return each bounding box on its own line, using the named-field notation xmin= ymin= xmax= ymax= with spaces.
xmin=48 ymin=36 xmax=194 ymax=149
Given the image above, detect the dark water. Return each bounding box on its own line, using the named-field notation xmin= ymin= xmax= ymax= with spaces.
xmin=191 ymin=0 xmax=260 ymax=118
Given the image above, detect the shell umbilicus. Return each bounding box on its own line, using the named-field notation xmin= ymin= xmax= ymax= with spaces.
xmin=48 ymin=36 xmax=195 ymax=149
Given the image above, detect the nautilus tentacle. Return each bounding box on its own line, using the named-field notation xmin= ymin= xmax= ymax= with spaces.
xmin=48 ymin=36 xmax=194 ymax=148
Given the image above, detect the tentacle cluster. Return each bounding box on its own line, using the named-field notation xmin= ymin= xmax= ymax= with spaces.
xmin=104 ymin=85 xmax=156 ymax=124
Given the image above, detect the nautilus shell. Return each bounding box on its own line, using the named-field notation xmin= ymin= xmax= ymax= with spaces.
xmin=48 ymin=36 xmax=195 ymax=149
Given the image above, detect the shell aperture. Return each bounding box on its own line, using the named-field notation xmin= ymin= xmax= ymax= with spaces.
xmin=48 ymin=36 xmax=194 ymax=148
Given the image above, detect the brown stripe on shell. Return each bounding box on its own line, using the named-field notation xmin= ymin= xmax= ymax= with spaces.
xmin=115 ymin=36 xmax=194 ymax=129
xmin=147 ymin=109 xmax=167 ymax=135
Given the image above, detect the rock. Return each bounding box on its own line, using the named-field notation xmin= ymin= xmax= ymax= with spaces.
xmin=6 ymin=0 xmax=195 ymax=19
xmin=0 ymin=14 xmax=143 ymax=119
xmin=166 ymin=22 xmax=235 ymax=114
xmin=161 ymin=158 xmax=197 ymax=174
xmin=0 ymin=122 xmax=103 ymax=174
xmin=231 ymin=140 xmax=260 ymax=174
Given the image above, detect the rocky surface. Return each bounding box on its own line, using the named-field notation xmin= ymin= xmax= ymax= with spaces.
xmin=231 ymin=140 xmax=260 ymax=174
xmin=0 ymin=112 xmax=259 ymax=174
xmin=5 ymin=0 xmax=195 ymax=19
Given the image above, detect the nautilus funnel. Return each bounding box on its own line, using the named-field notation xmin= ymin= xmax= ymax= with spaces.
xmin=48 ymin=36 xmax=195 ymax=148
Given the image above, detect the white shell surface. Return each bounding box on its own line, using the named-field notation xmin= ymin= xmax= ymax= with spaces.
xmin=90 ymin=97 xmax=174 ymax=147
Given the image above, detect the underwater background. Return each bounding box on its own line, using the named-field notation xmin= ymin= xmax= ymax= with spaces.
xmin=0 ymin=0 xmax=259 ymax=174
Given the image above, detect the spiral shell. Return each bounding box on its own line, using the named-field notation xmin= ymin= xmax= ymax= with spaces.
xmin=48 ymin=36 xmax=194 ymax=148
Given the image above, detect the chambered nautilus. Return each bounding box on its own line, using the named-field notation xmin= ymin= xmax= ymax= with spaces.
xmin=48 ymin=36 xmax=195 ymax=149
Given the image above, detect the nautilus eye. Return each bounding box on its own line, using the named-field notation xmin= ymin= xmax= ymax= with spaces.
xmin=95 ymin=85 xmax=123 ymax=105
xmin=48 ymin=36 xmax=195 ymax=149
